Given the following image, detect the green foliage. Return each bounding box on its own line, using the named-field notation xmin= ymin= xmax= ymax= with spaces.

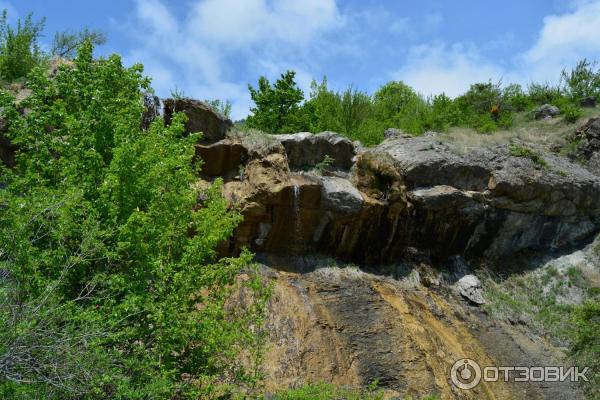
xmin=51 ymin=27 xmax=106 ymax=59
xmin=571 ymin=301 xmax=600 ymax=397
xmin=0 ymin=10 xmax=45 ymax=81
xmin=0 ymin=42 xmax=269 ymax=398
xmin=562 ymin=103 xmax=583 ymax=123
xmin=247 ymin=70 xmax=307 ymax=134
xmin=269 ymin=382 xmax=385 ymax=400
xmin=314 ymin=154 xmax=334 ymax=175
xmin=204 ymin=98 xmax=233 ymax=118
xmin=509 ymin=143 xmax=548 ymax=168
xmin=561 ymin=59 xmax=600 ymax=100
xmin=483 ymin=265 xmax=600 ymax=398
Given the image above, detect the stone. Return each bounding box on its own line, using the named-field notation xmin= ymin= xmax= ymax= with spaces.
xmin=580 ymin=96 xmax=596 ymax=108
xmin=320 ymin=176 xmax=363 ymax=215
xmin=455 ymin=274 xmax=485 ymax=305
xmin=534 ymin=104 xmax=560 ymax=120
xmin=195 ymin=139 xmax=248 ymax=179
xmin=163 ymin=98 xmax=233 ymax=143
xmin=384 ymin=128 xmax=403 ymax=139
xmin=276 ymin=131 xmax=356 ymax=170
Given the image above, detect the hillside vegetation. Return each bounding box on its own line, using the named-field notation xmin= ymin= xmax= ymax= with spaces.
xmin=1 ymin=10 xmax=599 ymax=400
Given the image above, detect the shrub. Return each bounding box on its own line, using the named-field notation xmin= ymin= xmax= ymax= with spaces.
xmin=562 ymin=103 xmax=583 ymax=123
xmin=0 ymin=42 xmax=269 ymax=398
xmin=560 ymin=58 xmax=600 ymax=100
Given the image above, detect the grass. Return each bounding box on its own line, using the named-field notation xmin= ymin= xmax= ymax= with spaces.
xmin=441 ymin=108 xmax=600 ymax=155
xmin=481 ymin=249 xmax=600 ymax=397
xmin=508 ymin=143 xmax=548 ymax=168
xmin=265 ymin=382 xmax=439 ymax=400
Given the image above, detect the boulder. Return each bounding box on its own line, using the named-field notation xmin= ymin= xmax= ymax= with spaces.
xmin=163 ymin=98 xmax=233 ymax=143
xmin=276 ymin=131 xmax=356 ymax=170
xmin=580 ymin=96 xmax=596 ymax=108
xmin=320 ymin=176 xmax=363 ymax=215
xmin=575 ymin=118 xmax=600 ymax=159
xmin=534 ymin=104 xmax=560 ymax=120
xmin=455 ymin=274 xmax=485 ymax=305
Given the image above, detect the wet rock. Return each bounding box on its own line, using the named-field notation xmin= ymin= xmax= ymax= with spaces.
xmin=534 ymin=104 xmax=560 ymax=120
xmin=277 ymin=131 xmax=356 ymax=170
xmin=455 ymin=274 xmax=485 ymax=305
xmin=163 ymin=98 xmax=233 ymax=143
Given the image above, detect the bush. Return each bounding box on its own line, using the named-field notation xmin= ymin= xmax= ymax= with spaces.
xmin=0 ymin=42 xmax=269 ymax=398
xmin=563 ymin=104 xmax=583 ymax=123
xmin=561 ymin=59 xmax=600 ymax=100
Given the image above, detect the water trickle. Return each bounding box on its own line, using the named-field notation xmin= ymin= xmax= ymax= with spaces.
xmin=291 ymin=183 xmax=302 ymax=252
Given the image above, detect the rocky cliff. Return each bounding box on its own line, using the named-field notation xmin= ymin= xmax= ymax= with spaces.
xmin=166 ymin=99 xmax=600 ymax=399
xmin=199 ymin=129 xmax=600 ymax=265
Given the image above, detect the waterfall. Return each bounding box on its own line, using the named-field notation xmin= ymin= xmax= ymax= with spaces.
xmin=291 ymin=184 xmax=302 ymax=252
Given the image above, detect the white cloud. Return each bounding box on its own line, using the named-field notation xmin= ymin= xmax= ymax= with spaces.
xmin=523 ymin=0 xmax=600 ymax=82
xmin=393 ymin=0 xmax=600 ymax=98
xmin=125 ymin=0 xmax=342 ymax=119
xmin=393 ymin=43 xmax=508 ymax=97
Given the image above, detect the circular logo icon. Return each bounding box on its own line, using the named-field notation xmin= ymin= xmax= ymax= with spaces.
xmin=451 ymin=358 xmax=482 ymax=390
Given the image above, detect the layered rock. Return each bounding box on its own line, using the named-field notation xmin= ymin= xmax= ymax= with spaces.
xmin=198 ymin=130 xmax=600 ymax=265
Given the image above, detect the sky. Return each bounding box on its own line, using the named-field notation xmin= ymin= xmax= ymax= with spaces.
xmin=6 ymin=0 xmax=600 ymax=119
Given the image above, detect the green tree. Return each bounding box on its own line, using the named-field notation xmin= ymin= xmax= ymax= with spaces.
xmin=0 ymin=10 xmax=45 ymax=81
xmin=247 ymin=70 xmax=306 ymax=133
xmin=51 ymin=27 xmax=106 ymax=59
xmin=0 ymin=41 xmax=269 ymax=399
xmin=561 ymin=58 xmax=600 ymax=100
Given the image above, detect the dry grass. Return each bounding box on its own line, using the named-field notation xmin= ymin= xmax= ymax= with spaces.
xmin=441 ymin=108 xmax=600 ymax=154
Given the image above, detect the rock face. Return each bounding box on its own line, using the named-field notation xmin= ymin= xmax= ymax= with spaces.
xmin=276 ymin=131 xmax=356 ymax=170
xmin=251 ymin=264 xmax=582 ymax=399
xmin=534 ymin=104 xmax=560 ymax=120
xmin=163 ymin=98 xmax=233 ymax=143
xmin=203 ymin=131 xmax=600 ymax=265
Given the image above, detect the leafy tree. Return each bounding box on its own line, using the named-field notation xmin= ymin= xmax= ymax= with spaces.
xmin=51 ymin=27 xmax=106 ymax=59
xmin=0 ymin=41 xmax=269 ymax=399
xmin=0 ymin=10 xmax=45 ymax=81
xmin=247 ymin=70 xmax=306 ymax=133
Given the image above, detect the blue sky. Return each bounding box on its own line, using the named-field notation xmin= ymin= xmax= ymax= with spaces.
xmin=6 ymin=0 xmax=600 ymax=119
